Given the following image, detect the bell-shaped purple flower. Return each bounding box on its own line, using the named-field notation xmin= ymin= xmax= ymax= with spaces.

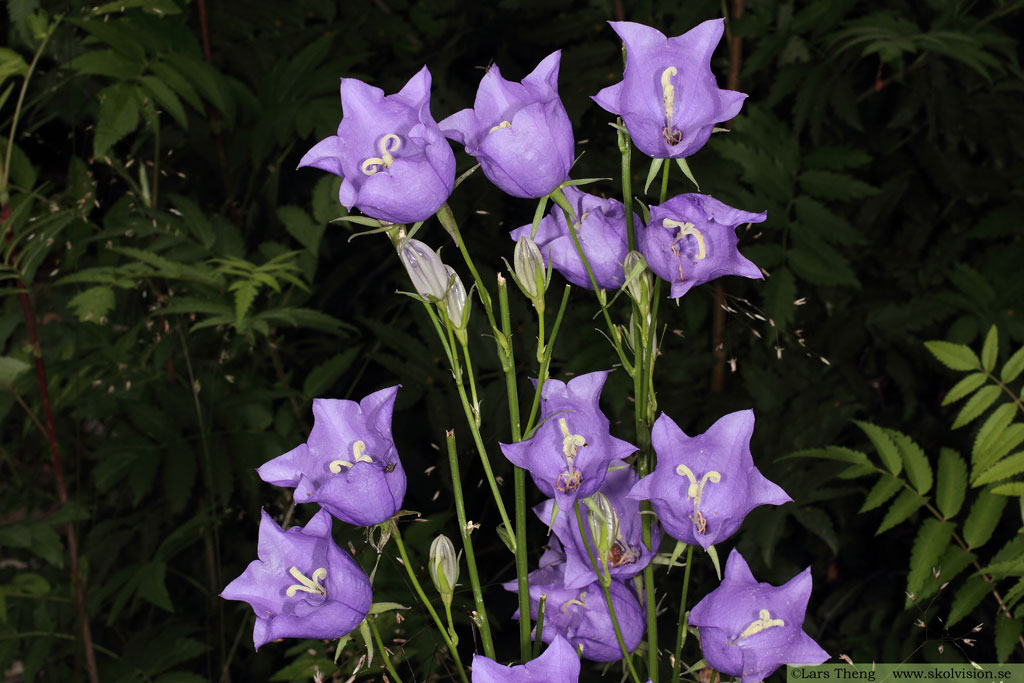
xmin=440 ymin=51 xmax=574 ymax=199
xmin=500 ymin=371 xmax=637 ymax=512
xmin=471 ymin=633 xmax=580 ymax=683
xmin=689 ymin=549 xmax=829 ymax=682
xmin=534 ymin=462 xmax=661 ymax=589
xmin=503 ymin=546 xmax=644 ymax=662
xmin=509 ymin=186 xmax=640 ymax=290
xmin=628 ymin=410 xmax=789 ymax=549
xmin=640 ymin=193 xmax=765 ymax=299
xmin=258 ymin=386 xmax=406 ymax=527
xmin=220 ymin=509 xmax=372 ymax=650
xmin=298 ymin=67 xmax=455 ymax=224
xmin=592 ymin=20 xmax=746 ymax=159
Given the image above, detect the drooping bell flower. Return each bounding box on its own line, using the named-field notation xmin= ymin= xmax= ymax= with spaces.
xmin=471 ymin=633 xmax=580 ymax=683
xmin=689 ymin=549 xmax=830 ymax=682
xmin=220 ymin=509 xmax=372 ymax=650
xmin=440 ymin=51 xmax=574 ymax=198
xmin=509 ymin=186 xmax=640 ymax=290
xmin=298 ymin=67 xmax=455 ymax=224
xmin=499 ymin=371 xmax=637 ymax=512
xmin=258 ymin=386 xmax=406 ymax=527
xmin=592 ymin=20 xmax=746 ymax=159
xmin=534 ymin=462 xmax=661 ymax=589
xmin=503 ymin=546 xmax=644 ymax=662
xmin=639 ymin=193 xmax=765 ymax=299
xmin=628 ymin=410 xmax=789 ymax=549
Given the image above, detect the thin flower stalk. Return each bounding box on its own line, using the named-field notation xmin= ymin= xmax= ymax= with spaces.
xmin=671 ymin=544 xmax=695 ymax=683
xmin=523 ymin=284 xmax=571 ymax=436
xmin=617 ymin=121 xmax=636 ymax=251
xmin=368 ymin=615 xmax=405 ymax=683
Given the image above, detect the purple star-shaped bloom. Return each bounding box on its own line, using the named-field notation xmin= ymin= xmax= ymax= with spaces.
xmin=534 ymin=462 xmax=662 ymax=589
xmin=258 ymin=386 xmax=406 ymax=527
xmin=592 ymin=20 xmax=746 ymax=159
xmin=470 ymin=633 xmax=580 ymax=683
xmin=509 ymin=186 xmax=640 ymax=291
xmin=503 ymin=544 xmax=645 ymax=663
xmin=298 ymin=67 xmax=455 ymax=224
xmin=220 ymin=509 xmax=372 ymax=650
xmin=440 ymin=51 xmax=574 ymax=199
xmin=628 ymin=410 xmax=790 ymax=549
xmin=690 ymin=549 xmax=829 ymax=682
xmin=500 ymin=371 xmax=637 ymax=512
xmin=639 ymin=193 xmax=765 ymax=299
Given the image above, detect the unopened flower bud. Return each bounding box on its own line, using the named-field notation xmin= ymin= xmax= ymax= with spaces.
xmin=443 ymin=266 xmax=470 ymax=332
xmin=585 ymin=492 xmax=619 ymax=578
xmin=623 ymin=250 xmax=652 ymax=312
xmin=429 ymin=534 xmax=459 ymax=608
xmin=399 ymin=239 xmax=449 ymax=301
xmin=513 ymin=236 xmax=546 ymax=302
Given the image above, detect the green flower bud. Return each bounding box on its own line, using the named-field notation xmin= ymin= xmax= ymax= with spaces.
xmin=513 ymin=236 xmax=546 ymax=302
xmin=585 ymin=492 xmax=619 ymax=578
xmin=623 ymin=250 xmax=652 ymax=313
xmin=443 ymin=266 xmax=470 ymax=333
xmin=428 ymin=534 xmax=459 ymax=608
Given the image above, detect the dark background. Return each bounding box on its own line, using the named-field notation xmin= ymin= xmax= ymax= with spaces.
xmin=1 ymin=0 xmax=1023 ymax=680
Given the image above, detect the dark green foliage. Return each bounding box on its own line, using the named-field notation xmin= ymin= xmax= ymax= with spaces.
xmin=1 ymin=0 xmax=1023 ymax=680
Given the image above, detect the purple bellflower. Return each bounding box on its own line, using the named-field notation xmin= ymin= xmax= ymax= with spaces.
xmin=258 ymin=386 xmax=406 ymax=527
xmin=503 ymin=544 xmax=645 ymax=662
xmin=628 ymin=410 xmax=790 ymax=549
xmin=220 ymin=509 xmax=372 ymax=650
xmin=440 ymin=51 xmax=574 ymax=198
xmin=500 ymin=371 xmax=636 ymax=512
xmin=298 ymin=67 xmax=455 ymax=224
xmin=639 ymin=193 xmax=765 ymax=299
xmin=690 ymin=549 xmax=830 ymax=682
xmin=534 ymin=462 xmax=661 ymax=589
xmin=509 ymin=186 xmax=640 ymax=290
xmin=592 ymin=20 xmax=745 ymax=159
xmin=471 ymin=633 xmax=580 ymax=683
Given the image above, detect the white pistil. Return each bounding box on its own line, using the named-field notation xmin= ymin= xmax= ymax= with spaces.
xmin=488 ymin=120 xmax=512 ymax=134
xmin=676 ymin=464 xmax=721 ymax=534
xmin=330 ymin=440 xmax=372 ymax=473
xmin=561 ymin=591 xmax=588 ymax=613
xmin=661 ymin=66 xmax=678 ymax=123
xmin=734 ymin=608 xmax=785 ymax=642
xmin=285 ymin=566 xmax=327 ymax=597
xmin=663 ymin=219 xmax=707 ymax=261
xmin=559 ymin=418 xmax=586 ymax=461
xmin=361 ymin=133 xmax=402 ymax=175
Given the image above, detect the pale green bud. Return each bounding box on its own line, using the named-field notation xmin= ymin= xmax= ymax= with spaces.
xmin=513 ymin=236 xmax=546 ymax=301
xmin=623 ymin=250 xmax=652 ymax=313
xmin=399 ymin=239 xmax=449 ymax=301
xmin=428 ymin=534 xmax=459 ymax=608
xmin=585 ymin=493 xmax=619 ymax=577
xmin=443 ymin=266 xmax=470 ymax=332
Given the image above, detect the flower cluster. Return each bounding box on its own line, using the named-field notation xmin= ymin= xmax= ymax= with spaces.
xmin=224 ymin=13 xmax=831 ymax=682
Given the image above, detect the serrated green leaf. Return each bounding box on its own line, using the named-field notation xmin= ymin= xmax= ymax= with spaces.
xmin=136 ymin=561 xmax=173 ymax=612
xmin=953 ymin=385 xmax=1001 ymax=430
xmin=791 ymin=506 xmax=838 ymax=554
xmin=787 ymin=245 xmax=859 ymax=288
xmin=916 ymin=544 xmax=975 ymax=602
xmin=93 ymin=83 xmax=140 ymax=158
xmin=837 ymin=463 xmax=878 ymax=479
xmin=973 ymin=403 xmax=1017 ymax=468
xmin=232 ymin=281 xmax=258 ymax=330
xmin=980 ymin=558 xmax=1024 ymax=578
xmin=139 ymin=75 xmax=188 ymax=129
xmin=69 ymin=49 xmax=139 ymax=79
xmin=802 ymin=145 xmax=872 ymax=170
xmin=982 ymin=325 xmax=998 ymax=373
xmin=278 ymin=206 xmax=325 ymax=258
xmin=906 ymin=518 xmax=954 ymax=597
xmin=937 ymin=449 xmax=968 ymax=519
xmin=855 ymin=420 xmax=902 ymax=475
xmin=978 ymin=425 xmax=1024 ymax=477
xmin=963 ymin=489 xmax=1009 ymax=549
xmin=302 ymin=347 xmax=360 ymax=399
xmin=67 ymin=286 xmax=115 ymax=323
xmin=798 ymin=169 xmax=878 ymax=200
xmin=0 ymin=356 xmax=31 ymax=385
xmin=948 ymin=574 xmax=993 ymax=627
xmin=1005 ymin=577 xmax=1024 ymax=609
xmin=943 ymin=372 xmax=987 ymax=406
xmin=860 ymin=473 xmax=903 ymax=512
xmin=782 ymin=446 xmax=872 ymax=466
xmin=889 ymin=428 xmax=932 ymax=494
xmin=763 ymin=266 xmax=797 ymax=332
xmin=0 ymin=47 xmax=28 ymax=81
xmin=148 ymin=60 xmax=203 ymax=111
xmin=925 ymin=340 xmax=981 ymax=372
xmin=992 ymin=482 xmax=1024 ymax=497
xmin=1002 ymin=346 xmax=1024 ymax=384
xmin=876 ymin=489 xmax=926 ymax=535
xmin=996 ymin=615 xmax=1023 ymax=663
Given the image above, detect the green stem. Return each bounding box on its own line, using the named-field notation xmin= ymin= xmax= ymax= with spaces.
xmin=574 ymin=502 xmax=643 ymax=683
xmin=524 ymin=285 xmax=572 ymax=436
xmin=532 ymin=594 xmax=548 ymax=659
xmin=391 ymin=521 xmax=470 ymax=683
xmin=548 ymin=187 xmax=633 ymax=375
xmin=368 ymin=615 xmax=405 ymax=683
xmin=498 ymin=276 xmax=533 ymax=662
xmin=671 ymin=544 xmax=695 ymax=683
xmin=618 ymin=120 xmax=636 ymax=251
xmin=444 ymin=431 xmax=495 ymax=659
xmin=659 ymin=153 xmax=671 ymax=204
